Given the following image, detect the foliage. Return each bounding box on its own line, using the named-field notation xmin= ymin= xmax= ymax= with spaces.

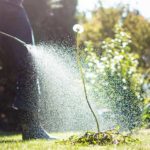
xmin=142 ymin=94 xmax=150 ymax=128
xmin=142 ymin=69 xmax=150 ymax=127
xmin=78 ymin=6 xmax=150 ymax=128
xmin=78 ymin=8 xmax=122 ymax=49
xmin=142 ymin=104 xmax=150 ymax=128
xmin=82 ymin=25 xmax=144 ymax=131
xmin=78 ymin=7 xmax=150 ymax=68
xmin=123 ymin=12 xmax=150 ymax=68
xmin=59 ymin=129 xmax=140 ymax=146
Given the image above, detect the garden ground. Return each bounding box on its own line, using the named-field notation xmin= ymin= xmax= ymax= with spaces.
xmin=0 ymin=129 xmax=149 ymax=150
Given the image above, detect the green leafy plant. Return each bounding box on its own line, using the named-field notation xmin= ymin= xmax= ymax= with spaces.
xmin=83 ymin=25 xmax=144 ymax=131
xmin=142 ymin=103 xmax=150 ymax=128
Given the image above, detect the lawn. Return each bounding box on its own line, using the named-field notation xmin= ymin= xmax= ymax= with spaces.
xmin=0 ymin=129 xmax=149 ymax=150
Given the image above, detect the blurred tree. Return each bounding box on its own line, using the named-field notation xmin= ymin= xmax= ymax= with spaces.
xmin=24 ymin=0 xmax=77 ymax=46
xmin=123 ymin=12 xmax=150 ymax=68
xmin=78 ymin=7 xmax=150 ymax=68
xmin=78 ymin=8 xmax=122 ymax=50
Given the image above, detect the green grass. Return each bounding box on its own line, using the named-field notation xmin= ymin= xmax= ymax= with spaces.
xmin=0 ymin=129 xmax=149 ymax=150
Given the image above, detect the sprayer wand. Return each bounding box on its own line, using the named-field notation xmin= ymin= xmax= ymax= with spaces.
xmin=0 ymin=31 xmax=26 ymax=46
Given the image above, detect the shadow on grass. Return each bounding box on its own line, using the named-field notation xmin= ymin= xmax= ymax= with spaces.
xmin=0 ymin=139 xmax=22 ymax=143
xmin=0 ymin=131 xmax=20 ymax=137
xmin=0 ymin=131 xmax=22 ymax=143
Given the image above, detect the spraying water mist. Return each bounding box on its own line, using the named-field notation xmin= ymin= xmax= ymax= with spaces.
xmin=0 ymin=30 xmax=133 ymax=133
xmin=27 ymin=43 xmax=97 ymax=132
xmin=0 ymin=31 xmax=99 ymax=132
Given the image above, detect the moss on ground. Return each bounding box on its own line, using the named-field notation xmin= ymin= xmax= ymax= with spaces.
xmin=58 ymin=130 xmax=140 ymax=146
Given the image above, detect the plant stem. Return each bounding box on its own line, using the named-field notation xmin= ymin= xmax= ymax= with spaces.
xmin=76 ymin=33 xmax=100 ymax=133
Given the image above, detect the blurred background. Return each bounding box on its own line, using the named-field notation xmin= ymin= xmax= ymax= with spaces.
xmin=0 ymin=0 xmax=149 ymax=131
